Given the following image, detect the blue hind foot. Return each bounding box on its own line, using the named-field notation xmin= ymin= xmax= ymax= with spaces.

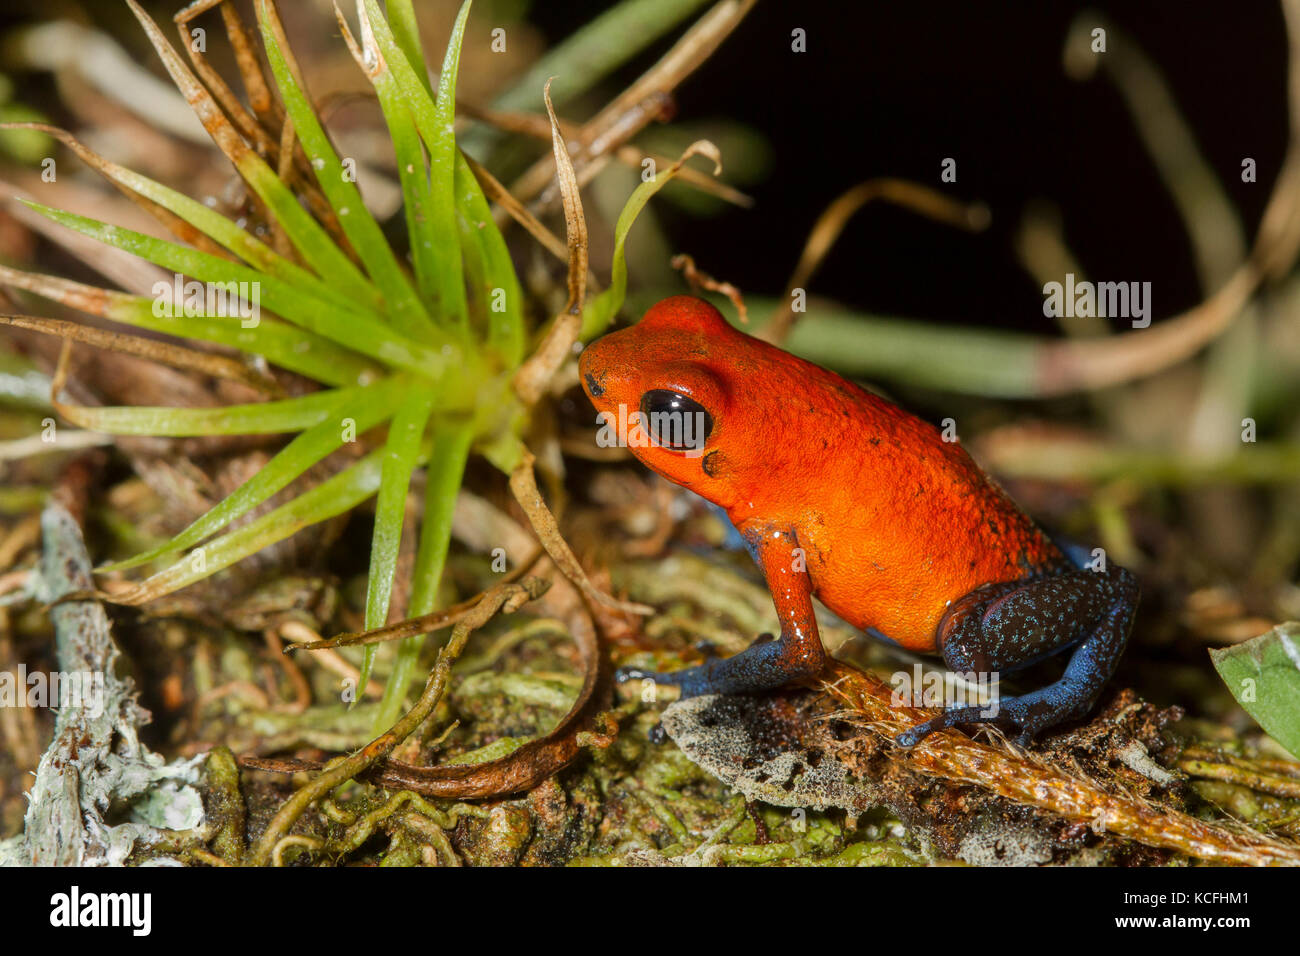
xmin=896 ymin=565 xmax=1138 ymax=748
xmin=894 ymin=688 xmax=1085 ymax=748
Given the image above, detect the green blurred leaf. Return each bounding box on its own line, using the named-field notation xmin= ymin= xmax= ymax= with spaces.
xmin=1210 ymin=623 xmax=1300 ymax=759
xmin=582 ymin=142 xmax=721 ymax=339
xmin=0 ymin=106 xmax=53 ymax=163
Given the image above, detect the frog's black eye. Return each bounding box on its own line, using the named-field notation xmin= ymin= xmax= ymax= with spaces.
xmin=639 ymin=389 xmax=714 ymax=451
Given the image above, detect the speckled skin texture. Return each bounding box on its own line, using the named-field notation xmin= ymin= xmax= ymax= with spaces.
xmin=581 ymin=296 xmax=1138 ymax=744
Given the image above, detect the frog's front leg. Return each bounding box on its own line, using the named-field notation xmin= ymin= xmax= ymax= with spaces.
xmin=895 ymin=564 xmax=1138 ymax=747
xmin=615 ymin=524 xmax=826 ymax=696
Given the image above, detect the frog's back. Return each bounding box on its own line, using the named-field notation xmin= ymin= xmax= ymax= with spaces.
xmin=733 ymin=352 xmax=1064 ymax=650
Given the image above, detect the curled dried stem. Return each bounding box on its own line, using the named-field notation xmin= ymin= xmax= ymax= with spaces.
xmin=247 ymin=577 xmax=552 ymax=865
xmin=671 ymin=253 xmax=747 ymax=324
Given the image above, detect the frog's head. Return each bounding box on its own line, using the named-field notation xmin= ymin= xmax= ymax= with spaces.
xmin=579 ymin=296 xmax=747 ymax=507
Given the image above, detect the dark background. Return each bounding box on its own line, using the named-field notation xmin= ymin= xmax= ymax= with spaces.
xmin=531 ymin=0 xmax=1286 ymax=334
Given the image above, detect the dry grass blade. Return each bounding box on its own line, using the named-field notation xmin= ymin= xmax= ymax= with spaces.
xmin=1034 ymin=0 xmax=1300 ymax=394
xmin=462 ymin=151 xmax=569 ymax=263
xmin=509 ymin=0 xmax=758 ymax=208
xmin=616 ymin=146 xmax=752 ymax=208
xmin=271 ymin=116 xmax=297 ymax=256
xmin=175 ymin=1 xmax=282 ymax=134
xmin=0 ymin=264 xmax=130 ymax=316
xmin=548 ymin=78 xmax=589 ymax=312
xmin=508 ymin=449 xmax=653 ymax=616
xmin=1255 ymin=0 xmax=1300 ymax=278
xmin=199 ymin=0 xmax=317 ymax=219
xmin=0 ymin=431 xmax=113 ymax=463
xmin=512 ymin=79 xmax=589 ymax=406
xmin=825 ymin=663 xmax=1300 ymax=865
xmin=174 ymin=11 xmax=279 ymax=161
xmin=172 ymin=0 xmax=224 ymax=22
xmin=125 ymin=0 xmax=352 ymax=262
xmin=219 ymin=1 xmax=279 ymax=124
xmin=3 ymin=123 xmax=230 ymax=259
xmin=1 ymin=314 xmax=282 ymax=396
xmin=1037 ymin=265 xmax=1262 ymax=394
xmin=459 ymin=100 xmax=751 ymax=209
xmin=127 ymin=0 xmax=260 ymax=179
xmin=763 ymin=179 xmax=990 ymax=344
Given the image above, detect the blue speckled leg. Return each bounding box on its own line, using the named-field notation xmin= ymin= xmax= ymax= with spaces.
xmin=617 ymin=631 xmax=808 ymax=697
xmin=895 ymin=565 xmax=1138 ymax=747
xmin=616 ymin=523 xmax=826 ymax=698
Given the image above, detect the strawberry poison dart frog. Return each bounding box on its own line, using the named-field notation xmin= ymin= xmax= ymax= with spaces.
xmin=580 ymin=296 xmax=1138 ymax=746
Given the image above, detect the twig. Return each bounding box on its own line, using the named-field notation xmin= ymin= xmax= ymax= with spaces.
xmin=826 ymin=663 xmax=1300 ymax=865
xmin=671 ymin=253 xmax=747 ymax=323
xmin=283 ymin=554 xmax=539 ymax=653
xmin=506 ymin=0 xmax=757 ymax=210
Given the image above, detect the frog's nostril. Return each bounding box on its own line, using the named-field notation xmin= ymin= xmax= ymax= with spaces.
xmin=584 ymin=372 xmax=606 ymax=398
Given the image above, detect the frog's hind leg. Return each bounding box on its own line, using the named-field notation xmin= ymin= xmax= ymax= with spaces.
xmin=895 ymin=565 xmax=1138 ymax=747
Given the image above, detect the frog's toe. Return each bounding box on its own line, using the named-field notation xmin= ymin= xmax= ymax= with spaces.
xmin=614 ymin=663 xmax=709 ymax=697
xmin=895 ymin=694 xmax=1074 ymax=748
xmin=894 ymin=704 xmax=991 ymax=747
xmin=614 ymin=665 xmax=655 ymax=684
xmin=996 ymin=691 xmax=1088 ymax=745
xmin=692 ymin=639 xmax=719 ymax=659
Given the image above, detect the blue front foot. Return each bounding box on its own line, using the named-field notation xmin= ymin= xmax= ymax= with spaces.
xmin=615 ymin=631 xmax=816 ymax=699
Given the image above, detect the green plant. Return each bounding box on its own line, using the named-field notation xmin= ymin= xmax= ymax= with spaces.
xmin=1 ymin=0 xmax=719 ymax=731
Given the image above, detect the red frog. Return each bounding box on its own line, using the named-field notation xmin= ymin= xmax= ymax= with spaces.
xmin=579 ymin=295 xmax=1138 ymax=745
